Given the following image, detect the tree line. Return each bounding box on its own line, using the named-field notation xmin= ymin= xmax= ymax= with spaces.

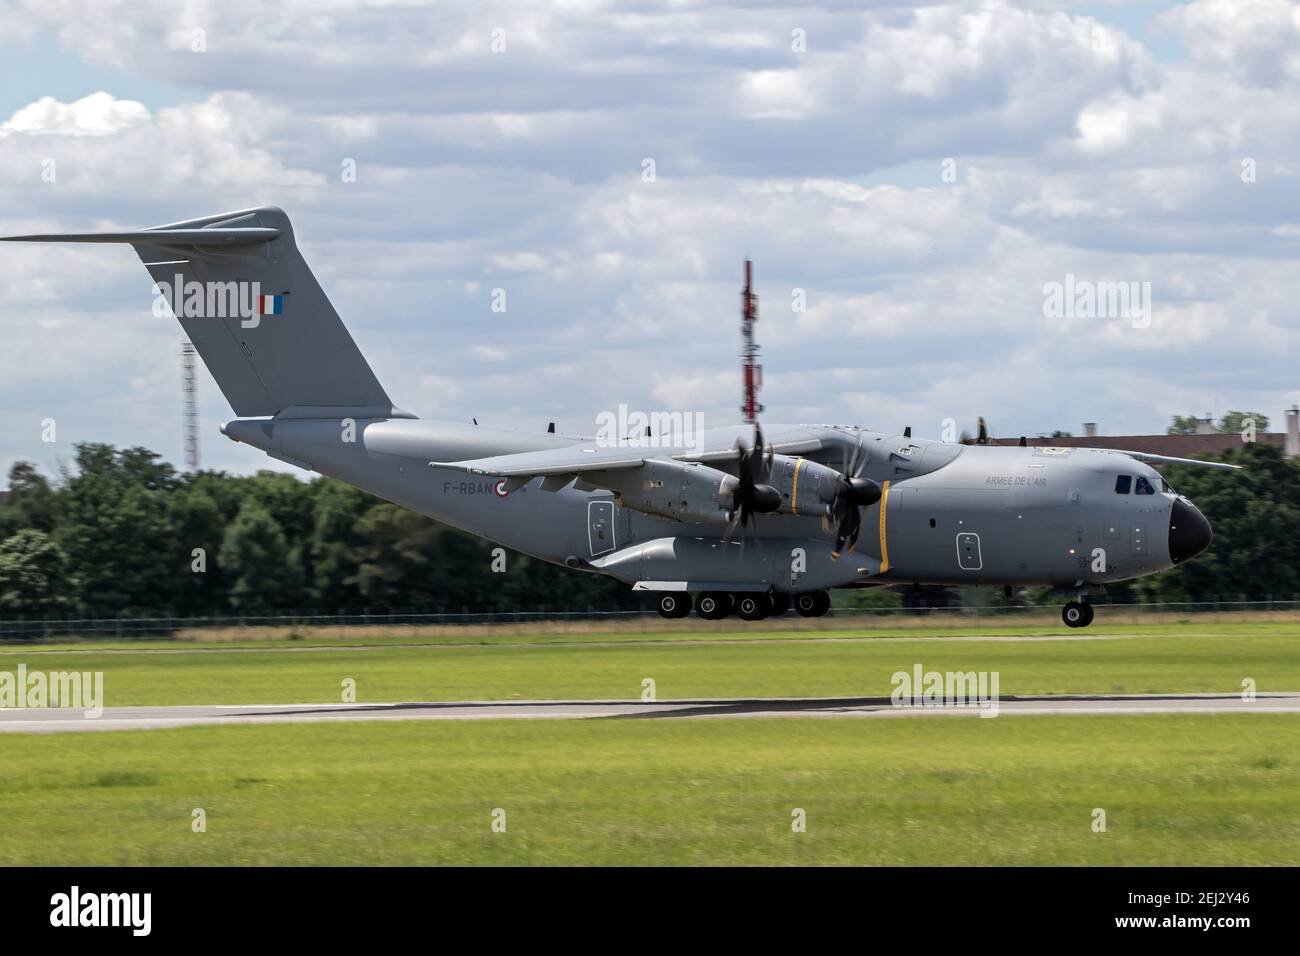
xmin=1 ymin=437 xmax=1297 ymax=619
xmin=0 ymin=444 xmax=636 ymax=618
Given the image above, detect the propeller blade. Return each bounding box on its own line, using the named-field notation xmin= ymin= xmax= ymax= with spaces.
xmin=844 ymin=507 xmax=861 ymax=556
xmin=722 ymin=509 xmax=741 ymax=547
xmin=831 ymin=504 xmax=861 ymax=559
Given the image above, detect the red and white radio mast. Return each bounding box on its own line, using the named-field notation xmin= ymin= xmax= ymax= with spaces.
xmin=740 ymin=259 xmax=763 ymax=424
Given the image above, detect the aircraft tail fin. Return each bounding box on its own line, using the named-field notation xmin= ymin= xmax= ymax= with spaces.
xmin=2 ymin=207 xmax=408 ymax=420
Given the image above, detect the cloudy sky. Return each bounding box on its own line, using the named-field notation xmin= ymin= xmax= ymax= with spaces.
xmin=2 ymin=0 xmax=1298 ymax=482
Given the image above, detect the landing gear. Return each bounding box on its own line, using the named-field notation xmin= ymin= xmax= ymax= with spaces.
xmin=1062 ymin=601 xmax=1094 ymax=628
xmin=734 ymin=593 xmax=769 ymax=621
xmin=656 ymin=593 xmax=692 ymax=619
xmin=695 ymin=591 xmax=732 ymax=621
xmin=794 ymin=591 xmax=830 ymax=618
xmin=768 ymin=593 xmax=791 ymax=617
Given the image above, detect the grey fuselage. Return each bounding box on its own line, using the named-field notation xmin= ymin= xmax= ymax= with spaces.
xmin=221 ymin=417 xmax=1194 ymax=595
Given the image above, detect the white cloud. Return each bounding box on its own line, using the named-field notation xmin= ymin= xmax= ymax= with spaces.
xmin=3 ymin=0 xmax=1300 ymax=480
xmin=0 ymin=91 xmax=149 ymax=137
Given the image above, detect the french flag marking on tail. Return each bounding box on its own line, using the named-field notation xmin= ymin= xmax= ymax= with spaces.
xmin=259 ymin=293 xmax=283 ymax=316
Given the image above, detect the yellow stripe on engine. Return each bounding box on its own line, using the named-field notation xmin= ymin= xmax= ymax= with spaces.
xmin=790 ymin=458 xmax=803 ymax=513
xmin=878 ymin=479 xmax=891 ymax=573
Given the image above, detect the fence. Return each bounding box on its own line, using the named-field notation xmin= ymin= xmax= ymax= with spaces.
xmin=1 ymin=598 xmax=1299 ymax=643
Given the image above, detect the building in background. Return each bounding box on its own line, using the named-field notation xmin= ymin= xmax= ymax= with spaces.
xmin=991 ymin=407 xmax=1300 ymax=460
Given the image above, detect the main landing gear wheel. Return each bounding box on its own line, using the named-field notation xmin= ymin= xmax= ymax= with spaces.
xmin=1062 ymin=601 xmax=1094 ymax=628
xmin=695 ymin=591 xmax=732 ymax=621
xmin=768 ymin=593 xmax=791 ymax=617
xmin=794 ymin=591 xmax=830 ymax=618
xmin=656 ymin=593 xmax=691 ymax=619
xmin=734 ymin=593 xmax=769 ymax=621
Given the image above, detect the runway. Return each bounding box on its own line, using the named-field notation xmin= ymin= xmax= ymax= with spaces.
xmin=2 ymin=693 xmax=1297 ymax=733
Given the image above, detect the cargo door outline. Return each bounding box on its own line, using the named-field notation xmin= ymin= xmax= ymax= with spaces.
xmin=956 ymin=532 xmax=982 ymax=571
xmin=588 ymin=500 xmax=616 ymax=556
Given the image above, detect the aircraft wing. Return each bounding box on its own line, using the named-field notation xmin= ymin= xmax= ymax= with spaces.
xmin=1107 ymin=449 xmax=1242 ymax=471
xmin=678 ymin=437 xmax=823 ymax=464
xmin=431 ymin=435 xmax=827 ymax=481
xmin=431 ymin=444 xmax=648 ymax=478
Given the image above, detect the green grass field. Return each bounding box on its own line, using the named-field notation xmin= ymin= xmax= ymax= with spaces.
xmin=0 ymin=623 xmax=1296 ymax=705
xmin=0 ymin=715 xmax=1296 ymax=865
xmin=2 ymin=619 xmax=1296 ymax=866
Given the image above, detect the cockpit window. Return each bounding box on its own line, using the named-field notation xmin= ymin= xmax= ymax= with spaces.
xmin=1114 ymin=475 xmax=1132 ymax=494
xmin=1135 ymin=476 xmax=1155 ymax=495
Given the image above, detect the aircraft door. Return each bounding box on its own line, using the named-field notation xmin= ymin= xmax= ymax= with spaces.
xmin=588 ymin=499 xmax=616 ymax=557
xmin=956 ymin=532 xmax=983 ymax=571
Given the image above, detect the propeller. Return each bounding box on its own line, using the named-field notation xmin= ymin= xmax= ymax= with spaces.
xmin=823 ymin=439 xmax=882 ymax=558
xmin=723 ymin=424 xmax=783 ymax=546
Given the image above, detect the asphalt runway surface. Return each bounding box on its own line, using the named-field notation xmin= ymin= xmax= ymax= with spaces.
xmin=2 ymin=693 xmax=1297 ymax=733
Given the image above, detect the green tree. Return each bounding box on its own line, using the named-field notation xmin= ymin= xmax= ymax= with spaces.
xmin=349 ymin=503 xmax=447 ymax=611
xmin=219 ymin=502 xmax=301 ymax=614
xmin=0 ymin=462 xmax=55 ymax=536
xmin=54 ymin=444 xmax=173 ymax=616
xmin=1217 ymin=410 xmax=1269 ymax=435
xmin=310 ymin=480 xmax=373 ymax=610
xmin=168 ymin=486 xmax=229 ymax=616
xmin=1137 ymin=443 xmax=1300 ymax=602
xmin=0 ymin=529 xmax=70 ymax=614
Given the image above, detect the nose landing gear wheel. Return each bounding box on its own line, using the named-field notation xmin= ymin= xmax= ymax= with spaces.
xmin=695 ymin=591 xmax=732 ymax=620
xmin=734 ymin=593 xmax=769 ymax=621
xmin=1062 ymin=601 xmax=1093 ymax=628
xmin=794 ymin=591 xmax=830 ymax=618
xmin=656 ymin=593 xmax=691 ymax=619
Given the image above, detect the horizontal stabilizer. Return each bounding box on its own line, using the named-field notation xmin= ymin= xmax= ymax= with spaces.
xmin=0 ymin=227 xmax=279 ymax=246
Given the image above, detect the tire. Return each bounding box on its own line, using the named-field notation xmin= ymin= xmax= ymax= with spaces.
xmin=695 ymin=591 xmax=731 ymax=620
xmin=1079 ymin=603 xmax=1094 ymax=627
xmin=794 ymin=591 xmax=830 ymax=618
xmin=735 ymin=593 xmax=768 ymax=621
xmin=810 ymin=591 xmax=830 ymax=617
xmin=768 ymin=593 xmax=791 ymax=616
xmin=656 ymin=593 xmax=690 ymax=619
xmin=1062 ymin=601 xmax=1085 ymax=628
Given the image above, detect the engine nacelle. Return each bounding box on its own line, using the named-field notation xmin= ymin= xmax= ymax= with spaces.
xmin=763 ymin=454 xmax=844 ymax=517
xmin=586 ymin=459 xmax=737 ymax=524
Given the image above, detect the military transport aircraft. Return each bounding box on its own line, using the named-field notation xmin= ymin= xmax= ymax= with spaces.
xmin=3 ymin=207 xmax=1232 ymax=627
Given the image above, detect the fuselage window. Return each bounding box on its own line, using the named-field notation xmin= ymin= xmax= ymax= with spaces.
xmin=1114 ymin=475 xmax=1132 ymax=494
xmin=1135 ymin=476 xmax=1154 ymax=495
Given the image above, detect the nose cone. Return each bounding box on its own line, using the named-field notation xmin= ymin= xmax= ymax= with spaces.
xmin=1168 ymin=498 xmax=1212 ymax=564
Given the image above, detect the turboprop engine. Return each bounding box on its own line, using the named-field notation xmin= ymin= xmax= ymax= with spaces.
xmin=587 ymin=459 xmax=737 ymax=524
xmin=721 ymin=424 xmax=882 ymax=556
